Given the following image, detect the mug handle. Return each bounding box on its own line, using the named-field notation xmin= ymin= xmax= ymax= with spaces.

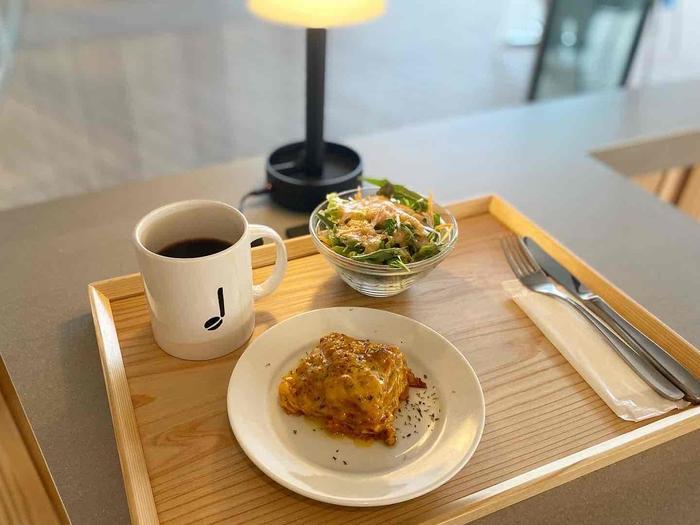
xmin=247 ymin=224 xmax=288 ymax=300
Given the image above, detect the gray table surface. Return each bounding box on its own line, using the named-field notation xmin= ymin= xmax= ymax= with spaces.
xmin=2 ymin=80 xmax=700 ymax=524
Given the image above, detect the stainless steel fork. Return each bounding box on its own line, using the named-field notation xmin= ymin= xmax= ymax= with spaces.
xmin=500 ymin=234 xmax=684 ymax=401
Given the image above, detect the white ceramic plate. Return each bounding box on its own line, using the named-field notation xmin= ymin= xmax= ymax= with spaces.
xmin=227 ymin=307 xmax=485 ymax=506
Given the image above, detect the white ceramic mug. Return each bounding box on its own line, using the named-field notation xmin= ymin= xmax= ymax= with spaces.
xmin=133 ymin=200 xmax=287 ymax=360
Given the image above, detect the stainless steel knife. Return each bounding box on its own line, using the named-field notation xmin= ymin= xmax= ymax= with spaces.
xmin=523 ymin=236 xmax=700 ymax=403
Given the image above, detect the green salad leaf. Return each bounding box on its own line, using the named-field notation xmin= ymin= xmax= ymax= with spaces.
xmin=414 ymin=243 xmax=440 ymax=261
xmin=351 ymin=247 xmax=410 ymax=263
xmin=362 ymin=177 xmax=429 ymax=212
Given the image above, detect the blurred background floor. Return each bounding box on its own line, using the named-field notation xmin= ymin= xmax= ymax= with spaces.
xmin=0 ymin=0 xmax=698 ymax=210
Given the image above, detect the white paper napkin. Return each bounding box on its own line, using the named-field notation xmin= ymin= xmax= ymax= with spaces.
xmin=503 ymin=279 xmax=688 ymax=421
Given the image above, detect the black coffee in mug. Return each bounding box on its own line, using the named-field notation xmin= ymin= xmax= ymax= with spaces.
xmin=158 ymin=238 xmax=232 ymax=258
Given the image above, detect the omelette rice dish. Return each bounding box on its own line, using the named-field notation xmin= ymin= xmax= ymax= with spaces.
xmin=279 ymin=332 xmax=426 ymax=445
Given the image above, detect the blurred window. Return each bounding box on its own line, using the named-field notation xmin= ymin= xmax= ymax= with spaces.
xmin=528 ymin=0 xmax=653 ymax=100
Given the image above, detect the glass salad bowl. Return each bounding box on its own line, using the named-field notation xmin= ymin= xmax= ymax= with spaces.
xmin=309 ymin=187 xmax=459 ymax=297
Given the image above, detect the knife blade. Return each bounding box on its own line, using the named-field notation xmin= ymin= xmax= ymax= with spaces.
xmin=524 ymin=236 xmax=700 ymax=403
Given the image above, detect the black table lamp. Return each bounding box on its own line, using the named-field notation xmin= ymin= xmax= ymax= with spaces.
xmin=248 ymin=0 xmax=386 ymax=212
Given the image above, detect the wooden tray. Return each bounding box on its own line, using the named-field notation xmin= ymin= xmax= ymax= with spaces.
xmin=89 ymin=195 xmax=700 ymax=525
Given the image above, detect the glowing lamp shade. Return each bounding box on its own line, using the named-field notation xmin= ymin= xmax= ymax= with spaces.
xmin=247 ymin=0 xmax=385 ymax=28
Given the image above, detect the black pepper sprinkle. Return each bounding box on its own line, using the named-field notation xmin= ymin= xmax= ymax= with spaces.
xmin=423 ymin=374 xmax=427 ymax=379
xmin=451 ymin=390 xmax=456 ymax=394
xmin=265 ymin=363 xmax=271 ymax=367
xmin=333 ymin=456 xmax=337 ymax=461
xmin=343 ymin=460 xmax=348 ymax=465
xmin=336 ymin=449 xmax=339 ymax=453
xmin=292 ymin=429 xmax=297 ymax=434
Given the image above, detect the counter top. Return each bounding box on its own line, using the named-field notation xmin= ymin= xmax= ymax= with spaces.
xmin=2 ymin=80 xmax=700 ymax=523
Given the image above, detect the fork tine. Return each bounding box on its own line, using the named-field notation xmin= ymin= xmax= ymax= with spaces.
xmin=508 ymin=236 xmax=534 ymax=274
xmin=515 ymin=236 xmax=541 ymax=273
xmin=500 ymin=236 xmax=524 ymax=278
xmin=506 ymin=234 xmax=534 ymax=275
xmin=505 ymin=235 xmax=530 ymax=276
xmin=499 ymin=238 xmax=515 ymax=274
xmin=508 ymin=235 xmax=530 ymax=277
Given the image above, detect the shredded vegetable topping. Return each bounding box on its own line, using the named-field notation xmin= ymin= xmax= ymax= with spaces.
xmin=315 ymin=178 xmax=452 ymax=269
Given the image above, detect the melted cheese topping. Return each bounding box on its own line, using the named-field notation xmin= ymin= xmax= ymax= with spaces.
xmin=279 ymin=332 xmax=425 ymax=445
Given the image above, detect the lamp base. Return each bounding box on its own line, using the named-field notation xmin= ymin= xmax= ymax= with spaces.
xmin=266 ymin=141 xmax=362 ymax=212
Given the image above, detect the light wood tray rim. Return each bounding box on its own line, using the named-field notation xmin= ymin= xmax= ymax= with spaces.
xmin=88 ymin=193 xmax=700 ymax=524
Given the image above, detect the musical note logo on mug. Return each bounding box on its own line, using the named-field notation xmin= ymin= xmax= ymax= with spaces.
xmin=204 ymin=287 xmax=225 ymax=331
xmin=133 ymin=200 xmax=288 ymax=360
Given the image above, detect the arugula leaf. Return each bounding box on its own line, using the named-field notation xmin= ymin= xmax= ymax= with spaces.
xmin=388 ymin=257 xmax=411 ymax=272
xmin=360 ymin=177 xmax=391 ymax=189
xmin=328 ymin=232 xmax=341 ymax=247
xmin=351 ymin=247 xmax=410 ymax=263
xmin=383 ymin=218 xmax=397 ymax=235
xmin=414 ymin=243 xmax=440 ymax=261
xmin=332 ymin=245 xmax=358 ymax=257
xmin=362 ymin=178 xmax=429 ymax=212
xmin=316 ymin=210 xmax=336 ymax=229
xmin=399 ymin=223 xmax=416 ymax=247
